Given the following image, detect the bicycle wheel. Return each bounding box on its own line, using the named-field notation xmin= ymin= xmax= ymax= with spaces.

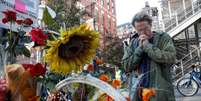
xmin=176 ymin=78 xmax=199 ymax=97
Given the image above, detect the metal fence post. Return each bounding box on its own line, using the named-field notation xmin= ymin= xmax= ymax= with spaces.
xmin=175 ymin=12 xmax=178 ymax=26
xmin=181 ymin=61 xmax=184 ymax=76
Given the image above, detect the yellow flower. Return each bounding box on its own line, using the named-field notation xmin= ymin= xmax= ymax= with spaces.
xmin=44 ymin=24 xmax=100 ymax=74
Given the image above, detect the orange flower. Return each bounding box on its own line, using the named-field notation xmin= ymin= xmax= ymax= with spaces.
xmin=99 ymin=74 xmax=109 ymax=82
xmin=96 ymin=58 xmax=103 ymax=65
xmin=126 ymin=96 xmax=131 ymax=101
xmin=142 ymin=88 xmax=156 ymax=101
xmin=87 ymin=64 xmax=94 ymax=72
xmin=106 ymin=95 xmax=114 ymax=101
xmin=112 ymin=79 xmax=121 ymax=89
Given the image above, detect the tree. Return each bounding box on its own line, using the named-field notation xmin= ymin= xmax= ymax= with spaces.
xmin=101 ymin=36 xmax=124 ymax=67
xmin=47 ymin=0 xmax=80 ymax=31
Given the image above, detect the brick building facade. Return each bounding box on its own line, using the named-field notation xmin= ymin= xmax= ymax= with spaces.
xmin=79 ymin=0 xmax=117 ymax=48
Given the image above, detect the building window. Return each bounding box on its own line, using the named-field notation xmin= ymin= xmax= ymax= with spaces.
xmin=102 ymin=15 xmax=105 ymax=26
xmin=175 ymin=31 xmax=186 ymax=39
xmin=107 ymin=0 xmax=110 ymax=10
xmin=95 ymin=9 xmax=99 ymax=22
xmin=188 ymin=25 xmax=195 ymax=39
xmin=108 ymin=17 xmax=111 ymax=31
xmin=111 ymin=2 xmax=115 ymax=15
xmin=101 ymin=0 xmax=104 ymax=6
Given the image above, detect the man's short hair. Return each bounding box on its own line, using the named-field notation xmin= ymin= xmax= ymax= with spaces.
xmin=131 ymin=12 xmax=152 ymax=27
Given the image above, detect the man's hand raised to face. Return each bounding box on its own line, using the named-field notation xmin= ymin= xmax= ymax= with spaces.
xmin=139 ymin=34 xmax=149 ymax=48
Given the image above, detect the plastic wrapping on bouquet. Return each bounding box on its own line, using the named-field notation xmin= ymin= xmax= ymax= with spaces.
xmin=0 ymin=45 xmax=6 ymax=79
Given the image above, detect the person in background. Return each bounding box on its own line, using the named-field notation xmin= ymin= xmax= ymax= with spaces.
xmin=122 ymin=12 xmax=176 ymax=101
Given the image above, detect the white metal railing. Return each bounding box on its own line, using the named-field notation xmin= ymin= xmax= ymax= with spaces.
xmin=164 ymin=1 xmax=201 ymax=32
xmin=173 ymin=46 xmax=201 ymax=80
xmin=56 ymin=74 xmax=127 ymax=101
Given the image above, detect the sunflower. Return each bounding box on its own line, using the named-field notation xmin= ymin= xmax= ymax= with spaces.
xmin=44 ymin=24 xmax=100 ymax=74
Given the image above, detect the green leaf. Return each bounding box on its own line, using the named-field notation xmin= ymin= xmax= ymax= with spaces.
xmin=46 ymin=82 xmax=56 ymax=91
xmin=20 ymin=36 xmax=31 ymax=43
xmin=15 ymin=45 xmax=31 ymax=57
xmin=42 ymin=7 xmax=55 ymax=26
xmin=0 ymin=36 xmax=8 ymax=44
xmin=17 ymin=31 xmax=26 ymax=37
xmin=15 ymin=45 xmax=23 ymax=55
xmin=22 ymin=46 xmax=31 ymax=57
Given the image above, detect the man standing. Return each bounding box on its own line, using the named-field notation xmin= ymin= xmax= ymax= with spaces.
xmin=122 ymin=12 xmax=176 ymax=101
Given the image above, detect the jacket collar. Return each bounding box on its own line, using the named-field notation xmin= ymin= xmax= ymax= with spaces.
xmin=153 ymin=31 xmax=164 ymax=47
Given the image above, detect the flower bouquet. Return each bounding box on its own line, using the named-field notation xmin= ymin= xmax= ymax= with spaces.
xmin=0 ymin=9 xmax=133 ymax=100
xmin=0 ymin=10 xmax=33 ymax=64
xmin=5 ymin=63 xmax=46 ymax=101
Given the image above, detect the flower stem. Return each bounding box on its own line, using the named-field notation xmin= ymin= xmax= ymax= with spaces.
xmin=8 ymin=22 xmax=12 ymax=48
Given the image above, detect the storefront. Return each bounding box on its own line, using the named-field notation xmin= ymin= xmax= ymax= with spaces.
xmin=0 ymin=0 xmax=39 ymax=31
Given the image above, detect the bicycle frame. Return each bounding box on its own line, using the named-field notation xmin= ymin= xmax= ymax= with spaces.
xmin=190 ymin=70 xmax=201 ymax=86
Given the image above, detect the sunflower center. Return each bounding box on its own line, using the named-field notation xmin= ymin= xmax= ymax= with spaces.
xmin=58 ymin=36 xmax=84 ymax=59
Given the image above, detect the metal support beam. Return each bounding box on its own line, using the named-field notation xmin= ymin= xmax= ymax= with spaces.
xmin=192 ymin=0 xmax=195 ymax=14
xmin=185 ymin=29 xmax=190 ymax=53
xmin=194 ymin=22 xmax=200 ymax=46
xmin=168 ymin=0 xmax=172 ymax=18
xmin=183 ymin=0 xmax=186 ymax=17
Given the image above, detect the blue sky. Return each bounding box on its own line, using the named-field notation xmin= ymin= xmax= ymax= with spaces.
xmin=116 ymin=0 xmax=160 ymax=26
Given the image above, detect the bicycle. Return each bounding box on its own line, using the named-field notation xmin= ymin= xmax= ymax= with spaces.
xmin=176 ymin=63 xmax=201 ymax=96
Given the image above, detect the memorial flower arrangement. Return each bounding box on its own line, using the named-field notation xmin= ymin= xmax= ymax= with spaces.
xmin=97 ymin=74 xmax=131 ymax=101
xmin=0 ymin=9 xmax=134 ymax=101
xmin=0 ymin=10 xmax=34 ymax=64
xmin=5 ymin=63 xmax=46 ymax=101
xmin=0 ymin=10 xmax=48 ymax=101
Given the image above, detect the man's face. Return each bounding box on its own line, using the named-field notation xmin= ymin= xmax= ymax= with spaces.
xmin=134 ymin=21 xmax=152 ymax=36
